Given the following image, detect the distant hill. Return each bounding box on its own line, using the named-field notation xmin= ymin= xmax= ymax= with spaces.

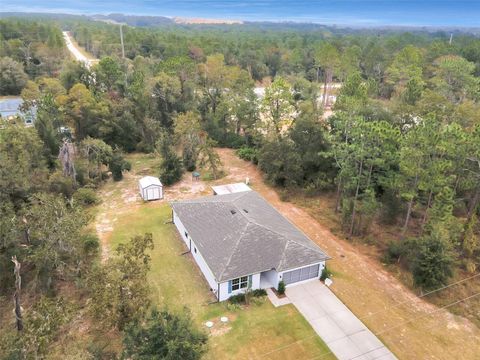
xmin=173 ymin=17 xmax=243 ymax=25
xmin=0 ymin=12 xmax=478 ymax=35
xmin=0 ymin=12 xmax=173 ymax=27
xmin=0 ymin=12 xmax=90 ymax=20
xmin=91 ymin=13 xmax=173 ymax=27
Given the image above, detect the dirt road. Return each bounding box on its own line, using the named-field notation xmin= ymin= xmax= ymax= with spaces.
xmin=62 ymin=31 xmax=97 ymax=68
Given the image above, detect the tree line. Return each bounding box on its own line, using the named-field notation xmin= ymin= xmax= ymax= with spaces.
xmin=0 ymin=16 xmax=479 ymax=356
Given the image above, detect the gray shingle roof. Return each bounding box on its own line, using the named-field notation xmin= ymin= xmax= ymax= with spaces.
xmin=171 ymin=191 xmax=329 ymax=282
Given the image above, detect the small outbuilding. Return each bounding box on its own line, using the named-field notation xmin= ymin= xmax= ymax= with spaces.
xmin=139 ymin=176 xmax=163 ymax=201
xmin=211 ymin=183 xmax=251 ymax=195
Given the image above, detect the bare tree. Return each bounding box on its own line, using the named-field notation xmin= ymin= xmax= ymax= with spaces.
xmin=12 ymin=256 xmax=23 ymax=331
xmin=58 ymin=140 xmax=76 ymax=184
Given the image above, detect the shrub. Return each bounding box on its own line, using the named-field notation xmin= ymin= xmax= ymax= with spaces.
xmin=252 ymin=289 xmax=267 ymax=297
xmin=74 ymin=188 xmax=99 ymax=206
xmin=384 ymin=241 xmax=405 ymax=264
xmin=201 ymin=172 xmax=214 ymax=181
xmin=86 ymin=342 xmax=117 ymax=360
xmin=462 ymin=259 xmax=477 ymax=273
xmin=226 ymin=303 xmax=241 ymax=311
xmin=48 ymin=171 xmax=75 ymax=198
xmin=123 ymin=308 xmax=208 ymax=360
xmin=277 ymin=281 xmax=285 ymax=295
xmin=108 ymin=151 xmax=130 ymax=181
xmin=413 ymin=234 xmax=454 ymax=290
xmin=250 ymin=296 xmax=265 ymax=306
xmin=228 ymin=293 xmax=246 ymax=304
xmin=236 ymin=146 xmax=258 ymax=163
xmin=75 ymin=164 xmax=88 ymax=186
xmin=219 ymin=132 xmax=246 ymax=149
xmin=81 ymin=233 xmax=100 ymax=255
xmin=320 ymin=267 xmax=332 ymax=281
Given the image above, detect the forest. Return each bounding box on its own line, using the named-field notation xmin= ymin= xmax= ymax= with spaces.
xmin=0 ymin=16 xmax=479 ymax=358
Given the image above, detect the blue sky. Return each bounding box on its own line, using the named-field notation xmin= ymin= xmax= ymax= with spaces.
xmin=2 ymin=1 xmax=480 ymax=27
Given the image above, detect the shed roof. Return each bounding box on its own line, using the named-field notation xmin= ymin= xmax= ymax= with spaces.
xmin=139 ymin=176 xmax=162 ymax=189
xmin=171 ymin=191 xmax=329 ymax=282
xmin=0 ymin=97 xmax=23 ymax=117
xmin=211 ymin=183 xmax=251 ymax=195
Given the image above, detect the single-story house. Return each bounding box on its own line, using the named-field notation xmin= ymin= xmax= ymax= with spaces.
xmin=171 ymin=191 xmax=329 ymax=301
xmin=211 ymin=182 xmax=251 ymax=195
xmin=139 ymin=176 xmax=163 ymax=201
xmin=0 ymin=97 xmax=36 ymax=126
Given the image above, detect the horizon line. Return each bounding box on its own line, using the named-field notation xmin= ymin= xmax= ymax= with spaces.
xmin=1 ymin=10 xmax=480 ymax=30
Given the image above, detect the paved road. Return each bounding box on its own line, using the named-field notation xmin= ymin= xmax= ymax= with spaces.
xmin=62 ymin=31 xmax=96 ymax=68
xmin=286 ymin=281 xmax=397 ymax=360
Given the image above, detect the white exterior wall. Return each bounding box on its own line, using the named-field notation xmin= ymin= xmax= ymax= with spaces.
xmin=139 ymin=184 xmax=163 ymax=201
xmin=173 ymin=211 xmax=219 ymax=297
xmin=173 ymin=209 xmax=327 ymax=301
xmin=278 ymin=261 xmax=326 ymax=287
xmin=218 ymin=273 xmax=261 ymax=302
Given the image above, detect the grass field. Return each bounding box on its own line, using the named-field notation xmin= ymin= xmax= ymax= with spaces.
xmin=105 ymin=158 xmax=335 ymax=359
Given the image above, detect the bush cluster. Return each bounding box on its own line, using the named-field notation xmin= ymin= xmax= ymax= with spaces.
xmin=73 ymin=188 xmax=99 ymax=206
xmin=236 ymin=147 xmax=258 ymax=163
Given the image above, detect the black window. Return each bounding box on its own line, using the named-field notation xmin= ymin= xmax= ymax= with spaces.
xmin=231 ymin=276 xmax=248 ymax=291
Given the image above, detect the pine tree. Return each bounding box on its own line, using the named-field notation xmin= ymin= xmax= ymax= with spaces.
xmin=157 ymin=132 xmax=184 ymax=186
xmin=413 ymin=231 xmax=454 ymax=291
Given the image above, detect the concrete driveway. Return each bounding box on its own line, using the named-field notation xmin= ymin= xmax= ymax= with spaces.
xmin=286 ymin=281 xmax=397 ymax=360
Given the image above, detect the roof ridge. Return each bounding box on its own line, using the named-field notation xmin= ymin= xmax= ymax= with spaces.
xmin=242 ymin=215 xmax=325 ymax=256
xmin=243 ymin=193 xmax=326 ymax=254
xmin=218 ymin=222 xmax=250 ymax=281
xmin=277 ymin=238 xmax=291 ymax=270
xmin=171 ymin=191 xmax=249 ymax=206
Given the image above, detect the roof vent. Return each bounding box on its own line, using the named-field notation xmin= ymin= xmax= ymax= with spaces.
xmin=230 ymin=209 xmax=236 ymax=215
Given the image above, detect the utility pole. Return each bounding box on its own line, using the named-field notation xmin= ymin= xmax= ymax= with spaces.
xmin=119 ymin=24 xmax=125 ymax=59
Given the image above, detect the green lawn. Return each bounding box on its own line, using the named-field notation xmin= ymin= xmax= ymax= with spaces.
xmin=109 ymin=199 xmax=335 ymax=359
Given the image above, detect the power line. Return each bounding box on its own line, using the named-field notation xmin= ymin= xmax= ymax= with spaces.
xmin=259 ymin=286 xmax=480 ymax=360
xmin=357 ymin=272 xmax=480 ymax=322
xmin=98 ymin=197 xmax=480 ymax=360
xmin=375 ymin=291 xmax=480 ymax=336
xmin=257 ymin=335 xmax=317 ymax=358
xmin=305 ymin=290 xmax=480 ymax=360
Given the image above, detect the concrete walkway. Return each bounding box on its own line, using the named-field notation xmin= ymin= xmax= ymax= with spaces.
xmin=286 ymin=281 xmax=397 ymax=360
xmin=266 ymin=288 xmax=291 ymax=307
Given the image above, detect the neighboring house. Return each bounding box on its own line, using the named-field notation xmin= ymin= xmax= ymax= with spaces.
xmin=211 ymin=182 xmax=251 ymax=195
xmin=171 ymin=191 xmax=329 ymax=301
xmin=139 ymin=176 xmax=163 ymax=201
xmin=0 ymin=97 xmax=36 ymax=126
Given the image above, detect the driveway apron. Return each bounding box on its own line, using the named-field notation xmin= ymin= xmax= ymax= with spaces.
xmin=286 ymin=281 xmax=397 ymax=360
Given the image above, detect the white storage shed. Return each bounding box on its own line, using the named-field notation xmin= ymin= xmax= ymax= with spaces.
xmin=139 ymin=176 xmax=163 ymax=201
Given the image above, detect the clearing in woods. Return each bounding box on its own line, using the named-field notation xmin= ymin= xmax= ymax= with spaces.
xmin=94 ymin=152 xmax=335 ymax=360
xmin=95 ymin=149 xmax=480 ymax=359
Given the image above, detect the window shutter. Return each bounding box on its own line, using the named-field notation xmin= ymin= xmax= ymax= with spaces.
xmin=248 ymin=275 xmax=252 ymax=288
xmin=228 ymin=280 xmax=232 ymax=294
